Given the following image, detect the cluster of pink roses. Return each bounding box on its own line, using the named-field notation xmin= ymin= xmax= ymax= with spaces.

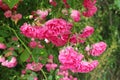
xmin=83 ymin=0 xmax=97 ymax=17
xmin=0 ymin=0 xmax=22 ymax=24
xmin=59 ymin=46 xmax=98 ymax=73
xmin=0 ymin=0 xmax=108 ymax=79
xmin=70 ymin=26 xmax=94 ymax=44
xmin=20 ymin=18 xmax=73 ymax=46
xmin=4 ymin=10 xmax=22 ymax=23
xmin=49 ymin=0 xmax=97 ymax=18
xmin=20 ymin=18 xmax=96 ymax=47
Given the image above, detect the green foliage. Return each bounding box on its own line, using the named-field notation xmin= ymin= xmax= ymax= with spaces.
xmin=0 ymin=0 xmax=120 ymax=80
xmin=20 ymin=49 xmax=30 ymax=62
xmin=114 ymin=0 xmax=120 ymax=9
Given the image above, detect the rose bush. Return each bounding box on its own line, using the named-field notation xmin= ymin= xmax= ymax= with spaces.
xmin=0 ymin=0 xmax=107 ymax=80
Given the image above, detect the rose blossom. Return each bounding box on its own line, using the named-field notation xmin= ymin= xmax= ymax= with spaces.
xmin=12 ymin=36 xmax=18 ymax=41
xmin=36 ymin=10 xmax=48 ymax=19
xmin=20 ymin=23 xmax=45 ymax=39
xmin=21 ymin=69 xmax=26 ymax=75
xmin=70 ymin=33 xmax=85 ymax=44
xmin=59 ymin=46 xmax=84 ymax=71
xmin=70 ymin=10 xmax=80 ymax=22
xmin=44 ymin=18 xmax=73 ymax=46
xmin=1 ymin=57 xmax=17 ymax=68
xmin=45 ymin=63 xmax=57 ymax=71
xmin=0 ymin=43 xmax=6 ymax=49
xmin=28 ymin=41 xmax=37 ymax=48
xmin=73 ymin=60 xmax=98 ymax=73
xmin=70 ymin=26 xmax=94 ymax=44
xmin=4 ymin=10 xmax=12 ymax=18
xmin=62 ymin=0 xmax=70 ymax=8
xmin=11 ymin=13 xmax=22 ymax=22
xmin=83 ymin=6 xmax=97 ymax=17
xmin=49 ymin=0 xmax=57 ymax=7
xmin=47 ymin=54 xmax=54 ymax=63
xmin=81 ymin=26 xmax=94 ymax=38
xmin=0 ymin=56 xmax=5 ymax=63
xmin=83 ymin=0 xmax=97 ymax=17
xmin=34 ymin=77 xmax=38 ymax=80
xmin=26 ymin=62 xmax=43 ymax=72
xmin=90 ymin=42 xmax=107 ymax=56
xmin=0 ymin=1 xmax=10 ymax=11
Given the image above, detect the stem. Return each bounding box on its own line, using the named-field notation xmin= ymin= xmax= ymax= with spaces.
xmin=10 ymin=27 xmax=35 ymax=61
xmin=7 ymin=26 xmax=47 ymax=80
xmin=41 ymin=69 xmax=47 ymax=80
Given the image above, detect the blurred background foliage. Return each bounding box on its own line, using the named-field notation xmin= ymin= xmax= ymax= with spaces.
xmin=0 ymin=0 xmax=120 ymax=80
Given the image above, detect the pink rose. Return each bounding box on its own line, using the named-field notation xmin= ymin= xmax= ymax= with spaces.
xmin=49 ymin=0 xmax=57 ymax=7
xmin=44 ymin=18 xmax=73 ymax=46
xmin=70 ymin=10 xmax=80 ymax=22
xmin=11 ymin=13 xmax=22 ymax=23
xmin=34 ymin=77 xmax=38 ymax=80
xmin=26 ymin=62 xmax=43 ymax=72
xmin=74 ymin=60 xmax=98 ymax=73
xmin=81 ymin=26 xmax=94 ymax=38
xmin=20 ymin=23 xmax=45 ymax=39
xmin=90 ymin=42 xmax=107 ymax=56
xmin=28 ymin=41 xmax=37 ymax=48
xmin=1 ymin=57 xmax=17 ymax=68
xmin=45 ymin=63 xmax=57 ymax=71
xmin=4 ymin=10 xmax=12 ymax=18
xmin=36 ymin=10 xmax=48 ymax=19
xmin=70 ymin=34 xmax=85 ymax=44
xmin=0 ymin=56 xmax=5 ymax=63
xmin=0 ymin=43 xmax=6 ymax=49
xmin=59 ymin=46 xmax=84 ymax=71
xmin=83 ymin=0 xmax=97 ymax=17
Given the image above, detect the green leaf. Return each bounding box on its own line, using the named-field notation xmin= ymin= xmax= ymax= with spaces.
xmin=0 ymin=30 xmax=10 ymax=37
xmin=27 ymin=76 xmax=34 ymax=80
xmin=20 ymin=50 xmax=30 ymax=62
xmin=3 ymin=0 xmax=19 ymax=9
xmin=0 ymin=37 xmax=5 ymax=42
xmin=32 ymin=48 xmax=48 ymax=63
xmin=114 ymin=0 xmax=120 ymax=9
xmin=48 ymin=75 xmax=53 ymax=80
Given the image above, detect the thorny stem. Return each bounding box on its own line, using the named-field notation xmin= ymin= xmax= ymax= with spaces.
xmin=7 ymin=26 xmax=47 ymax=80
